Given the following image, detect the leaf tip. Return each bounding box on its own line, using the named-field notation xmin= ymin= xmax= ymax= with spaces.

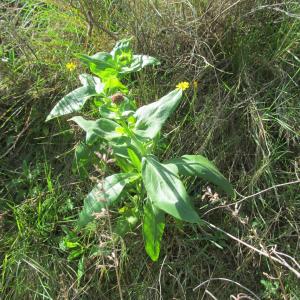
xmin=68 ymin=116 xmax=81 ymax=123
xmin=45 ymin=115 xmax=52 ymax=122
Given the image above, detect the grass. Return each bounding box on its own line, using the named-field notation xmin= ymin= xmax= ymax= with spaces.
xmin=1 ymin=0 xmax=300 ymax=299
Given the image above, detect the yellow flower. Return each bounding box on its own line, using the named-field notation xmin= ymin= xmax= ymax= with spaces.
xmin=66 ymin=62 xmax=76 ymax=71
xmin=176 ymin=81 xmax=190 ymax=91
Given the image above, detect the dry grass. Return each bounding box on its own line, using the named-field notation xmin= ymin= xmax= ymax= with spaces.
xmin=1 ymin=0 xmax=300 ymax=299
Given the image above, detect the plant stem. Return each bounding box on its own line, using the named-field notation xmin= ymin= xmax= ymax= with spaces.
xmin=119 ymin=119 xmax=147 ymax=156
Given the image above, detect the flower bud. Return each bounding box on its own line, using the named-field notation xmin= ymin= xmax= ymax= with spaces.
xmin=111 ymin=92 xmax=124 ymax=104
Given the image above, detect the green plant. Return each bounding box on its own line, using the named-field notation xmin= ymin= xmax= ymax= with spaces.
xmin=260 ymin=279 xmax=280 ymax=299
xmin=46 ymin=39 xmax=234 ymax=261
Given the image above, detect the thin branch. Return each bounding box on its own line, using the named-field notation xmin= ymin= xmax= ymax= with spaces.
xmin=193 ymin=277 xmax=260 ymax=300
xmin=106 ymin=211 xmax=123 ymax=300
xmin=159 ymin=255 xmax=167 ymax=300
xmin=202 ymin=179 xmax=300 ymax=216
xmin=202 ymin=220 xmax=300 ymax=279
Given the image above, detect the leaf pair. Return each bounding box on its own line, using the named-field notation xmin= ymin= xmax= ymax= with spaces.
xmin=46 ymin=39 xmax=159 ymax=122
xmin=69 ymin=116 xmax=143 ymax=166
xmin=142 ymin=154 xmax=234 ymax=224
xmin=69 ymin=87 xmax=184 ymax=147
xmin=142 ymin=155 xmax=200 ymax=223
xmin=110 ymin=38 xmax=160 ymax=73
xmin=141 ymin=155 xmax=234 ymax=261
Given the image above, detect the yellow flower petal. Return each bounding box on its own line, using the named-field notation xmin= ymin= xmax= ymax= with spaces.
xmin=66 ymin=62 xmax=76 ymax=71
xmin=176 ymin=81 xmax=190 ymax=91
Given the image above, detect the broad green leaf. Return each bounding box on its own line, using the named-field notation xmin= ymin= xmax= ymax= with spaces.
xmin=72 ymin=142 xmax=92 ymax=178
xmin=72 ymin=141 xmax=104 ymax=178
xmin=110 ymin=39 xmax=131 ymax=57
xmin=164 ymin=155 xmax=234 ymax=197
xmin=78 ymin=173 xmax=136 ymax=227
xmin=68 ymin=249 xmax=84 ymax=261
xmin=142 ymin=155 xmax=200 ymax=223
xmin=122 ymin=110 xmax=135 ymax=118
xmin=127 ymin=148 xmax=141 ymax=171
xmin=110 ymin=39 xmax=133 ymax=67
xmin=99 ymin=98 xmax=135 ymax=120
xmin=70 ymin=116 xmax=122 ymax=144
xmin=110 ymin=136 xmax=140 ymax=160
xmin=134 ymin=55 xmax=159 ymax=68
xmin=115 ymin=157 xmax=135 ymax=173
xmin=110 ymin=39 xmax=159 ymax=73
xmin=77 ymin=257 xmax=85 ymax=285
xmin=114 ymin=206 xmax=139 ymax=237
xmin=104 ymin=77 xmax=127 ymax=94
xmin=79 ymin=74 xmax=104 ymax=94
xmin=99 ymin=107 xmax=134 ymax=120
xmin=46 ymin=74 xmax=104 ymax=121
xmin=65 ymin=241 xmax=81 ymax=249
xmin=143 ymin=200 xmax=165 ymax=261
xmin=99 ymin=105 xmax=118 ymax=119
xmin=134 ymin=89 xmax=182 ymax=139
xmin=78 ymin=52 xmax=116 ymax=69
xmin=111 ymin=142 xmax=132 ymax=159
xmin=77 ymin=52 xmax=118 ymax=79
xmin=121 ymin=55 xmax=160 ymax=74
xmin=46 ymin=85 xmax=90 ymax=121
